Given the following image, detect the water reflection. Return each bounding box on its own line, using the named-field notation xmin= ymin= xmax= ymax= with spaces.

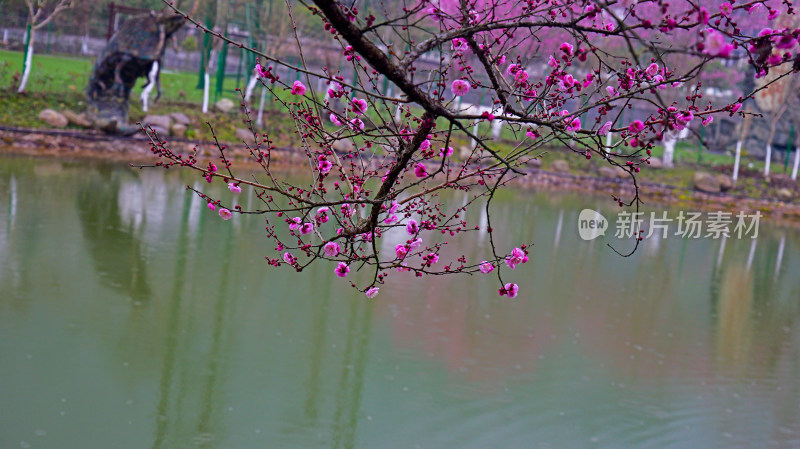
xmin=0 ymin=155 xmax=799 ymax=449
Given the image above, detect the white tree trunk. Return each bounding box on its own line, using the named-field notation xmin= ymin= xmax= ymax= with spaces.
xmin=764 ymin=144 xmax=772 ymax=176
xmin=732 ymin=140 xmax=742 ymax=181
xmin=605 ymin=131 xmax=613 ymax=150
xmin=202 ymin=71 xmax=210 ymax=114
xmin=792 ymin=148 xmax=800 ymax=181
xmin=140 ymin=61 xmax=159 ymax=112
xmin=244 ymin=74 xmax=258 ymax=103
xmin=81 ymin=33 xmax=90 ymax=55
xmin=17 ymin=37 xmax=34 ymax=93
xmin=492 ymin=120 xmax=502 ymax=140
xmin=662 ymin=138 xmax=676 ymax=168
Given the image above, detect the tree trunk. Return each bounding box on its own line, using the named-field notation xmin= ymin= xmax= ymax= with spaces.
xmin=17 ymin=28 xmax=35 ymax=93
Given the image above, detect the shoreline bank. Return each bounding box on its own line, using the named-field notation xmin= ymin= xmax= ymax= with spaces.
xmin=2 ymin=125 xmax=799 ymax=224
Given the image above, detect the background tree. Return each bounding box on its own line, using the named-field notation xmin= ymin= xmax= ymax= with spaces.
xmin=17 ymin=0 xmax=75 ymax=92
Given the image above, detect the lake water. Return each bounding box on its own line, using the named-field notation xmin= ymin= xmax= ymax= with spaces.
xmin=1 ymin=155 xmax=799 ymax=449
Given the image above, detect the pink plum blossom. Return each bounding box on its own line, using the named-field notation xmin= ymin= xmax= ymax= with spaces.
xmin=566 ymin=117 xmax=581 ymax=132
xmin=702 ymin=116 xmax=714 ymax=126
xmin=479 ymin=261 xmax=494 ymax=273
xmin=505 ymin=247 xmax=528 ymax=269
xmin=207 ymin=202 xmax=215 ymax=211
xmin=500 ymin=283 xmax=520 ymax=298
xmin=300 ymin=222 xmax=314 ymax=235
xmin=598 ymin=121 xmax=613 ymax=136
xmin=350 ymin=118 xmax=365 ymax=131
xmin=351 ymin=98 xmax=368 ymax=115
xmin=451 ymin=79 xmax=470 ymax=96
xmin=730 ymin=103 xmax=742 ymax=114
xmin=288 ymin=217 xmax=301 ymax=231
xmin=560 ymin=42 xmax=574 ymax=55
xmin=704 ymin=30 xmax=735 ymax=58
xmin=395 ymin=244 xmax=408 ymax=259
xmin=409 ymin=238 xmax=423 ymax=251
xmin=218 ymin=208 xmax=232 ymax=220
xmin=440 ymin=146 xmax=454 ymax=157
xmin=324 ymin=241 xmax=340 ymax=257
xmin=334 ymin=262 xmax=350 ymax=278
xmin=414 ymin=163 xmax=428 ymax=178
xmin=645 ymin=63 xmax=659 ymax=77
xmin=406 ymin=219 xmax=419 ymax=235
xmin=628 ymin=120 xmax=645 ymax=133
xmin=283 ymin=252 xmax=296 ymax=265
xmin=255 ymin=63 xmax=268 ymax=77
xmin=291 ymin=80 xmax=306 ymax=95
xmin=420 ymin=139 xmax=431 ymax=150
xmin=330 ymin=113 xmax=343 ymax=126
xmin=365 ymin=287 xmax=379 ymax=298
xmin=720 ymin=2 xmax=732 ymax=17
xmin=228 ymin=182 xmax=242 ymax=194
xmin=318 ymin=160 xmax=333 ymax=174
xmin=514 ymin=70 xmax=529 ymax=84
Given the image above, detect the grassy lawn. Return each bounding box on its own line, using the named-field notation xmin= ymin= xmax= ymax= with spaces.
xmin=0 ymin=49 xmax=246 ymax=104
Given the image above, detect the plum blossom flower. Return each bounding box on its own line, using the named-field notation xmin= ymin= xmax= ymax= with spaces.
xmin=334 ymin=262 xmax=350 ymax=278
xmin=424 ymin=253 xmax=439 ymax=265
xmin=327 ymin=81 xmax=342 ymax=96
xmin=395 ymin=244 xmax=408 ymax=259
xmin=606 ymin=86 xmax=616 ymax=96
xmin=506 ymin=63 xmax=518 ymax=75
xmin=704 ymin=30 xmax=735 ymax=58
xmin=566 ymin=117 xmax=581 ymax=132
xmin=330 ymin=113 xmax=343 ymax=126
xmin=514 ymin=70 xmax=530 ymax=84
xmin=207 ymin=202 xmax=215 ymax=211
xmin=499 ymin=283 xmax=520 ymax=298
xmin=628 ymin=120 xmax=645 ymax=133
xmin=300 ymin=222 xmax=314 ymax=235
xmin=365 ymin=287 xmax=379 ymax=298
xmin=351 ymin=98 xmax=368 ymax=115
xmin=719 ymin=2 xmax=732 ymax=17
xmin=598 ymin=121 xmax=613 ymax=136
xmin=730 ymin=103 xmax=742 ymax=114
xmin=228 ymin=182 xmax=242 ymax=194
xmin=768 ymin=9 xmax=779 ymax=20
xmin=560 ymin=42 xmax=574 ymax=55
xmin=702 ymin=116 xmax=714 ymax=126
xmin=548 ymin=55 xmax=559 ymax=68
xmin=440 ymin=146 xmax=454 ymax=157
xmin=218 ymin=208 xmax=232 ymax=220
xmin=384 ymin=214 xmax=399 ymax=224
xmin=451 ymin=79 xmax=470 ymax=96
xmin=315 ymin=207 xmax=329 ymax=224
xmin=420 ymin=139 xmax=431 ymax=150
xmin=288 ymin=217 xmax=302 ymax=231
xmin=350 ymin=118 xmax=365 ymax=131
xmin=479 ymin=261 xmax=494 ymax=273
xmin=255 ymin=63 xmax=268 ymax=78
xmin=409 ymin=238 xmax=423 ymax=251
xmin=318 ymin=160 xmax=333 ymax=174
xmin=526 ymin=128 xmax=540 ymax=140
xmin=406 ymin=219 xmax=419 ymax=235
xmin=645 ymin=63 xmax=659 ymax=77
xmin=283 ymin=252 xmax=297 ymax=265
xmin=414 ymin=163 xmax=428 ymax=178
xmin=451 ymin=38 xmax=468 ymax=52
xmin=505 ymin=247 xmax=528 ymax=269
xmin=324 ymin=241 xmax=340 ymax=257
xmin=290 ymin=80 xmax=306 ymax=95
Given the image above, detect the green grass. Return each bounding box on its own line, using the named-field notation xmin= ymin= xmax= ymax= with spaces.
xmin=0 ymin=49 xmax=247 ymax=104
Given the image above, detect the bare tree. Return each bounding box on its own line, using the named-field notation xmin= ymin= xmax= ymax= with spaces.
xmin=17 ymin=0 xmax=75 ymax=93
